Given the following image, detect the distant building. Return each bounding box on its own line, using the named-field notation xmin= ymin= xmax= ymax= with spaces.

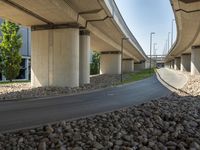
xmin=0 ymin=19 xmax=31 ymax=81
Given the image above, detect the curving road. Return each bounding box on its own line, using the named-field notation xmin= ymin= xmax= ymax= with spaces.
xmin=0 ymin=75 xmax=171 ymax=133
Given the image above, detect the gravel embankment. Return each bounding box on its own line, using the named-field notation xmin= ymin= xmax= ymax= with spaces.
xmin=0 ymin=75 xmax=122 ymax=101
xmin=0 ymin=93 xmax=200 ymax=150
xmin=181 ymin=75 xmax=200 ymax=96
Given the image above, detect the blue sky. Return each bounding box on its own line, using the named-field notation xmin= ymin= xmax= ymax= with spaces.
xmin=115 ymin=0 xmax=176 ymax=55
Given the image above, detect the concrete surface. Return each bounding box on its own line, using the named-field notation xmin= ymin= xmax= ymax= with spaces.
xmin=79 ymin=30 xmax=90 ymax=85
xmin=171 ymin=60 xmax=175 ymax=69
xmin=165 ymin=0 xmax=200 ymax=60
xmin=123 ymin=59 xmax=134 ymax=73
xmin=0 ymin=0 xmax=147 ymax=66
xmin=181 ymin=54 xmax=191 ymax=72
xmin=191 ymin=47 xmax=200 ymax=75
xmin=174 ymin=57 xmax=181 ymax=70
xmin=31 ymin=29 xmax=79 ymax=88
xmin=134 ymin=62 xmax=145 ymax=71
xmin=0 ymin=75 xmax=170 ymax=133
xmin=157 ymin=68 xmax=188 ymax=89
xmin=100 ymin=53 xmax=121 ymax=74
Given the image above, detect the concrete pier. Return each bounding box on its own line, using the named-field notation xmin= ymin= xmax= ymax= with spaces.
xmin=174 ymin=57 xmax=181 ymax=70
xmin=123 ymin=59 xmax=134 ymax=73
xmin=134 ymin=61 xmax=145 ymax=71
xmin=191 ymin=46 xmax=200 ymax=75
xmin=181 ymin=54 xmax=191 ymax=72
xmin=31 ymin=28 xmax=79 ymax=87
xmin=100 ymin=51 xmax=121 ymax=74
xmin=79 ymin=30 xmax=90 ymax=85
xmin=171 ymin=60 xmax=175 ymax=69
xmin=166 ymin=62 xmax=170 ymax=68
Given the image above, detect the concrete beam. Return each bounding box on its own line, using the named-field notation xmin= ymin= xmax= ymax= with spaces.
xmin=31 ymin=28 xmax=79 ymax=87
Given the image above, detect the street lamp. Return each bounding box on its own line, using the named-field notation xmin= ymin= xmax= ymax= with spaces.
xmin=168 ymin=32 xmax=171 ymax=51
xmin=121 ymin=37 xmax=129 ymax=82
xmin=165 ymin=40 xmax=168 ymax=54
xmin=171 ymin=19 xmax=175 ymax=47
xmin=153 ymin=43 xmax=157 ymax=55
xmin=149 ymin=32 xmax=155 ymax=72
xmin=153 ymin=43 xmax=157 ymax=67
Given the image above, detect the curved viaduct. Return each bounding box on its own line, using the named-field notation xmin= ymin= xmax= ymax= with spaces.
xmin=0 ymin=0 xmax=147 ymax=87
xmin=165 ymin=0 xmax=200 ymax=75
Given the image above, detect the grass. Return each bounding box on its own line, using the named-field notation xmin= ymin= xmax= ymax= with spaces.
xmin=0 ymin=80 xmax=30 ymax=85
xmin=122 ymin=68 xmax=155 ymax=84
xmin=0 ymin=69 xmax=154 ymax=86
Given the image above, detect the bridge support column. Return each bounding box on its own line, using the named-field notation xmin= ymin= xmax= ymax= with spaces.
xmin=191 ymin=46 xmax=200 ymax=75
xmin=169 ymin=62 xmax=172 ymax=68
xmin=31 ymin=28 xmax=79 ymax=87
xmin=79 ymin=30 xmax=90 ymax=85
xmin=100 ymin=51 xmax=121 ymax=74
xmin=166 ymin=62 xmax=170 ymax=68
xmin=181 ymin=54 xmax=191 ymax=72
xmin=122 ymin=59 xmax=134 ymax=73
xmin=134 ymin=61 xmax=145 ymax=71
xmin=174 ymin=57 xmax=181 ymax=70
xmin=164 ymin=62 xmax=168 ymax=68
xmin=171 ymin=60 xmax=175 ymax=69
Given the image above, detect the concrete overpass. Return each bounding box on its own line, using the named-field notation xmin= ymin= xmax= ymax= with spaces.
xmin=165 ymin=0 xmax=200 ymax=75
xmin=0 ymin=0 xmax=147 ymax=87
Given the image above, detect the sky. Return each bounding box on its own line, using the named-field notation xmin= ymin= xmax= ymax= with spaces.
xmin=115 ymin=0 xmax=177 ymax=55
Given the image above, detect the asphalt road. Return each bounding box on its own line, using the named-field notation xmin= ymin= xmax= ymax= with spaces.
xmin=0 ymin=75 xmax=171 ymax=133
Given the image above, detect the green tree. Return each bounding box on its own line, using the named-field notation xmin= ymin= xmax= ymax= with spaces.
xmin=90 ymin=52 xmax=100 ymax=75
xmin=0 ymin=21 xmax=22 ymax=82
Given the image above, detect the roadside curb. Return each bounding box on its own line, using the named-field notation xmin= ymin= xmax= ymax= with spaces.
xmin=155 ymin=69 xmax=190 ymax=95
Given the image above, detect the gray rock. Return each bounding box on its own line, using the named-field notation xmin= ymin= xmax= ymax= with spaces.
xmin=115 ymin=140 xmax=123 ymax=146
xmin=166 ymin=141 xmax=177 ymax=146
xmin=148 ymin=141 xmax=155 ymax=147
xmin=18 ymin=137 xmax=24 ymax=143
xmin=72 ymin=147 xmax=83 ymax=150
xmin=59 ymin=146 xmax=67 ymax=150
xmin=123 ymin=135 xmax=131 ymax=141
xmin=93 ymin=142 xmax=103 ymax=149
xmin=190 ymin=142 xmax=200 ymax=149
xmin=88 ymin=132 xmax=94 ymax=141
xmin=46 ymin=125 xmax=54 ymax=134
xmin=38 ymin=141 xmax=46 ymax=150
xmin=188 ymin=121 xmax=198 ymax=128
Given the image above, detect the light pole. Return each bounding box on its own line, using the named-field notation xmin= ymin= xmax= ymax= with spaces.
xmin=153 ymin=43 xmax=157 ymax=55
xmin=171 ymin=19 xmax=175 ymax=47
xmin=165 ymin=40 xmax=168 ymax=54
xmin=168 ymin=32 xmax=171 ymax=51
xmin=150 ymin=32 xmax=155 ymax=72
xmin=153 ymin=43 xmax=157 ymax=68
xmin=166 ymin=39 xmax=168 ymax=54
xmin=121 ymin=37 xmax=129 ymax=83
